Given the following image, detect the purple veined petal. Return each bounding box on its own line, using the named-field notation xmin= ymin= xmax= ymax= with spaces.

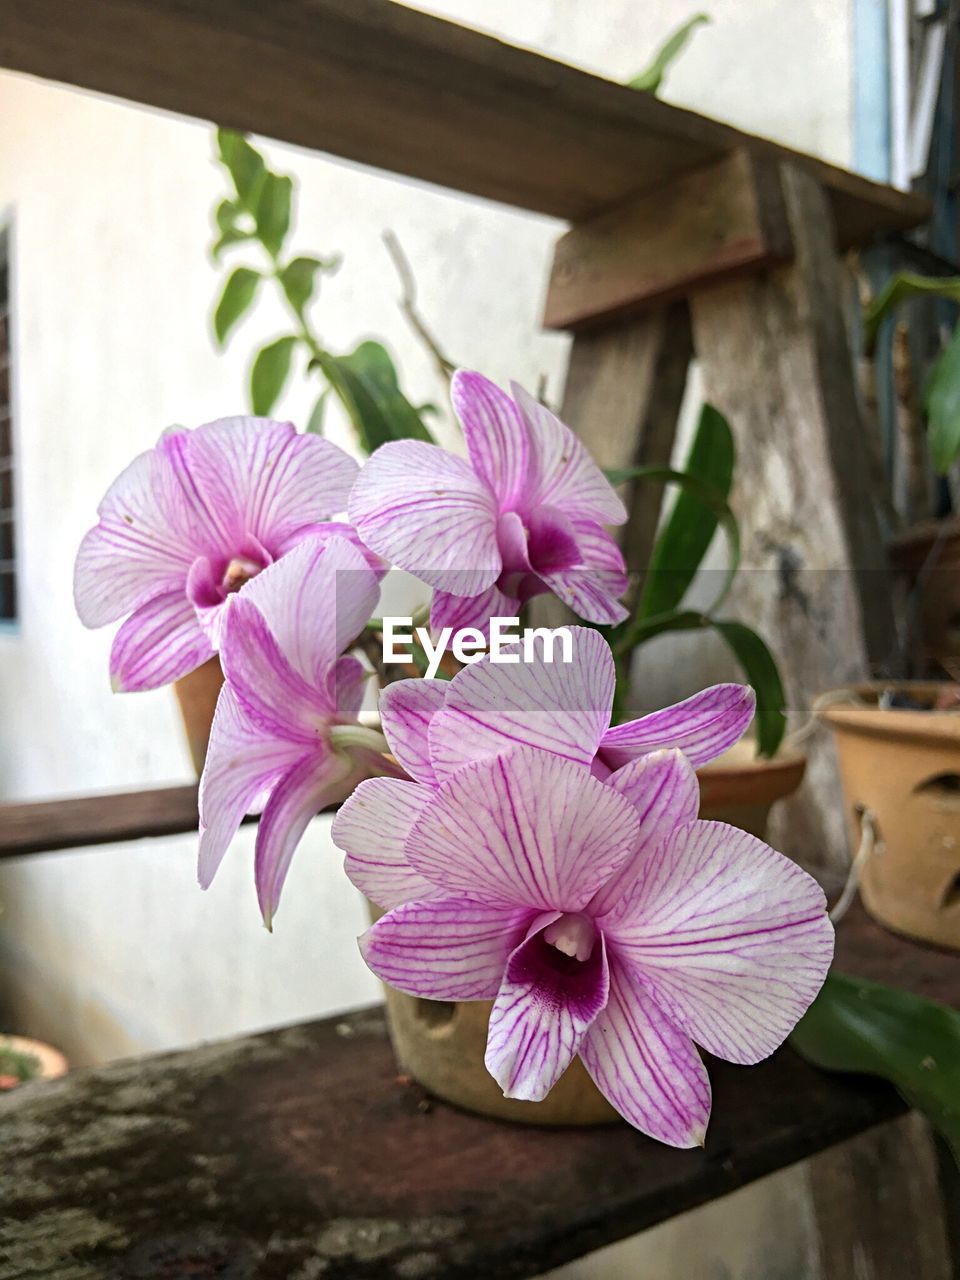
xmin=598 ymin=684 xmax=757 ymax=771
xmin=277 ymin=520 xmax=389 ymax=579
xmin=74 ymin=447 xmax=199 ymax=628
xmin=236 ymin=535 xmax=379 ymax=690
xmin=428 ymin=625 xmax=615 ymax=782
xmin=537 ymin=564 xmax=629 ymax=626
xmin=405 ymin=747 xmax=640 ymax=911
xmin=580 ymin=956 xmax=711 ymax=1147
xmin=451 ymin=370 xmax=529 ymax=511
xmin=327 ymin=654 xmax=370 ymax=720
xmin=568 ymin=515 xmax=630 ymax=576
xmin=359 ymin=894 xmax=534 ymax=999
xmin=589 ymin=750 xmax=701 ymax=921
xmin=180 ymin=417 xmax=359 ymax=549
xmin=219 ymin=596 xmax=331 ymax=742
xmin=429 ymin=582 xmax=522 ymax=639
xmin=525 ymin=505 xmax=582 ymax=574
xmin=198 ymin=685 xmax=306 ymax=889
xmin=333 ymin=776 xmax=439 ymax=909
xmin=608 ymin=820 xmax=834 ymax=1065
xmin=485 ymin=920 xmax=609 ymax=1102
xmin=255 ymin=748 xmax=355 ymax=927
xmin=510 ymin=381 xmax=627 ymax=527
xmin=348 ymin=440 xmax=502 ymax=596
xmin=379 ymin=679 xmax=447 ymax=785
xmin=109 ymin=588 xmax=214 ymax=692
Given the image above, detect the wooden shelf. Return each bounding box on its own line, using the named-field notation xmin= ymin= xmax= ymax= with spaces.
xmin=0 ymin=0 xmax=926 ymax=243
xmin=0 ymin=785 xmax=201 ymax=859
xmin=0 ymin=905 xmax=954 ymax=1278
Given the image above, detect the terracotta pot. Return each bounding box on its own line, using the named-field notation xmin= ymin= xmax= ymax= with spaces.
xmin=696 ymin=739 xmax=807 ymax=838
xmin=374 ymin=740 xmax=806 ymax=1125
xmin=819 ymin=681 xmax=960 ymax=949
xmin=0 ymin=1035 xmax=67 ymax=1090
xmin=173 ymin=657 xmax=225 ymax=775
xmin=888 ymin=516 xmax=960 ymax=674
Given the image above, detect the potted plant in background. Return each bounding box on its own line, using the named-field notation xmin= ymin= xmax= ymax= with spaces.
xmin=812 ymin=272 xmax=960 ymax=951
xmin=0 ymin=1036 xmax=66 ymax=1092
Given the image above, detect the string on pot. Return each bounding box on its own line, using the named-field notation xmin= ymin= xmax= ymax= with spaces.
xmin=829 ymin=806 xmax=879 ymax=925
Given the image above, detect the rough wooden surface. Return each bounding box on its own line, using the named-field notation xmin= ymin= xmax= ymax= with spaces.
xmin=0 ymin=785 xmax=201 ymax=860
xmin=0 ymin=0 xmax=927 ymax=238
xmin=690 ymin=164 xmax=895 ymax=881
xmin=544 ymin=150 xmax=792 ymax=331
xmin=0 ymin=906 xmax=954 ymax=1280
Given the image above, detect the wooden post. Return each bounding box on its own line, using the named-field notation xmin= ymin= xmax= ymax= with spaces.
xmin=545 ymin=157 xmax=895 ymax=880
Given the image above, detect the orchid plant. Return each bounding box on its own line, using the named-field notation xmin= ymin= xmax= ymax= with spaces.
xmin=74 ymin=372 xmax=960 ymax=1156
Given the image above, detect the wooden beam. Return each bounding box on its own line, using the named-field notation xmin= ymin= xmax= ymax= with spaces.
xmin=0 ymin=906 xmax=952 ymax=1279
xmin=0 ymin=785 xmax=201 ymax=858
xmin=544 ymin=151 xmax=792 ymax=331
xmin=0 ymin=0 xmax=928 ymax=240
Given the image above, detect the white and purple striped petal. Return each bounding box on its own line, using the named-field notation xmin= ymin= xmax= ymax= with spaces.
xmin=607 ymin=820 xmax=834 ymax=1064
xmin=405 ymin=748 xmax=640 ymax=911
xmin=485 ymin=921 xmax=609 ymax=1101
xmin=580 ymin=958 xmax=712 ymax=1148
xmin=109 ymin=588 xmax=214 ymax=692
xmin=429 ymin=583 xmax=522 ymax=638
xmin=360 ymin=895 xmax=534 ymax=1000
xmin=198 ymin=685 xmax=305 ymax=889
xmin=427 ymin=625 xmax=615 ymax=781
xmin=589 ymin=749 xmax=700 ymax=919
xmin=597 ymin=684 xmax=756 ymax=772
xmin=335 ymin=777 xmax=438 ymax=910
xmin=348 ymin=439 xmax=502 ymax=596
xmin=379 ymin=678 xmax=447 ymax=785
xmin=511 ymin=381 xmax=628 ymax=527
xmin=452 ymin=370 xmax=528 ymax=512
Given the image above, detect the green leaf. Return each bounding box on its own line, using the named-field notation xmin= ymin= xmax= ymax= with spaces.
xmin=278 ymin=256 xmax=334 ymax=316
xmin=211 ymin=227 xmax=255 ymax=262
xmin=213 ymin=266 xmax=261 ymax=348
xmin=255 ymin=172 xmax=293 ymax=259
xmin=627 ymin=14 xmax=710 ymax=94
xmin=305 ymin=390 xmax=330 ymax=435
xmin=924 ymin=324 xmax=960 ymax=473
xmin=216 ymin=129 xmax=266 ymax=209
xmin=249 ymin=336 xmax=298 ymax=416
xmin=710 ymin=620 xmax=786 ymax=757
xmin=612 ymin=610 xmax=786 ymax=757
xmin=791 ymin=971 xmax=960 ymax=1163
xmin=640 ymin=403 xmax=736 ymax=621
xmin=316 ymin=340 xmax=435 ymax=452
xmin=863 ymin=272 xmax=960 ymax=345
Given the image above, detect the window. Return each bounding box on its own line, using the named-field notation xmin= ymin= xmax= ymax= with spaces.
xmin=0 ymin=224 xmax=15 ymax=622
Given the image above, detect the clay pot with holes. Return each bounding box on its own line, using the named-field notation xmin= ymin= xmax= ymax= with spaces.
xmin=888 ymin=516 xmax=960 ymax=676
xmin=173 ymin=657 xmax=225 ymax=775
xmin=819 ymin=682 xmax=960 ymax=950
xmin=371 ymin=745 xmax=807 ymax=1125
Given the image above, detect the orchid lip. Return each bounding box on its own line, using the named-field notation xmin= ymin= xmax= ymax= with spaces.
xmin=222 ymin=556 xmax=264 ymax=593
xmin=543 ymin=912 xmax=596 ymax=962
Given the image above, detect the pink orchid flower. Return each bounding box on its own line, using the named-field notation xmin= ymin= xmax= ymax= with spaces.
xmin=334 ymin=746 xmax=833 ymax=1145
xmin=375 ymin=624 xmax=756 ymax=797
xmin=348 ymin=371 xmax=629 ymax=633
xmin=74 ymin=416 xmax=361 ymax=692
xmin=198 ymin=534 xmax=398 ymax=927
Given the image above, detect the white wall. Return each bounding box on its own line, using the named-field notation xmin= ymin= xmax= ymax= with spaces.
xmin=0 ymin=5 xmax=853 ymax=1276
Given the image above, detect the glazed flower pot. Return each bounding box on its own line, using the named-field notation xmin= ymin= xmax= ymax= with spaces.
xmin=888 ymin=516 xmax=960 ymax=674
xmin=819 ymin=682 xmax=960 ymax=950
xmin=372 ymin=743 xmax=806 ymax=1125
xmin=173 ymin=657 xmax=225 ymax=775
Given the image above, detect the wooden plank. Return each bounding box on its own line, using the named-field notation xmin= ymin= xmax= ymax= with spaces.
xmin=1 ymin=907 xmax=951 ymax=1280
xmin=0 ymin=785 xmax=202 ymax=858
xmin=544 ymin=151 xmax=792 ymax=331
xmin=0 ymin=0 xmax=928 ymax=241
xmin=689 ymin=164 xmax=896 ymax=881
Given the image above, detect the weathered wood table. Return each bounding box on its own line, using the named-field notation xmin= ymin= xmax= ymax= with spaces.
xmin=1 ymin=905 xmax=955 ymax=1280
